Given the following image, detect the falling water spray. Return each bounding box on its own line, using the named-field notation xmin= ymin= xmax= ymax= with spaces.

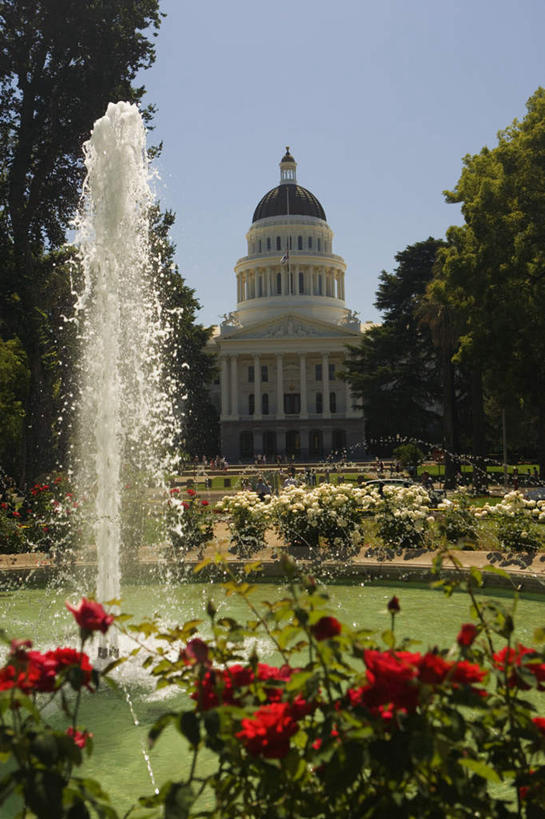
xmin=73 ymin=102 xmax=179 ymax=615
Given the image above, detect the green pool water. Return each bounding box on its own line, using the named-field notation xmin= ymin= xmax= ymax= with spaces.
xmin=3 ymin=580 xmax=545 ymax=815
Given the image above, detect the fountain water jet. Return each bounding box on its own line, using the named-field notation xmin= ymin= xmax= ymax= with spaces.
xmin=73 ymin=102 xmax=179 ymax=609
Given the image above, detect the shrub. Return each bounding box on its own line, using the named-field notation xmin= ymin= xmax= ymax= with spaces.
xmin=475 ymin=491 xmax=544 ymax=552
xmin=167 ymin=486 xmax=214 ymax=559
xmin=270 ymin=483 xmax=366 ymax=557
xmin=436 ymin=491 xmax=478 ymax=545
xmin=373 ymin=484 xmax=433 ymax=549
xmin=215 ymin=489 xmax=271 ymax=557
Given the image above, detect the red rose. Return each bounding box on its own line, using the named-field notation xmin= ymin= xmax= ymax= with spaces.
xmin=66 ymin=598 xmax=114 ymax=634
xmin=187 ymin=488 xmax=196 ymax=496
xmin=66 ymin=726 xmax=92 ymax=748
xmin=362 ymin=650 xmax=420 ymax=715
xmin=493 ymin=644 xmax=540 ymax=689
xmin=180 ymin=638 xmax=210 ymax=667
xmin=236 ymin=702 xmax=298 ymax=759
xmin=193 ymin=664 xmax=254 ymax=710
xmin=201 ymin=500 xmax=209 ymax=506
xmin=387 ymin=596 xmax=400 ymax=614
xmin=457 ymin=623 xmax=478 ymax=647
xmin=47 ymin=647 xmax=93 ymax=687
xmin=0 ymin=666 xmax=16 ymax=691
xmin=23 ymin=651 xmax=58 ymax=692
xmin=311 ymin=616 xmax=342 ymax=641
xmin=417 ymin=652 xmax=452 ymax=685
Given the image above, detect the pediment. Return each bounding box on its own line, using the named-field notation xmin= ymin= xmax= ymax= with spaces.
xmin=222 ymin=314 xmax=360 ymax=340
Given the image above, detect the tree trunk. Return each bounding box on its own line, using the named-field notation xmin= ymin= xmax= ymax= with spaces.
xmin=471 ymin=367 xmax=487 ymax=493
xmin=442 ymin=349 xmax=458 ymax=490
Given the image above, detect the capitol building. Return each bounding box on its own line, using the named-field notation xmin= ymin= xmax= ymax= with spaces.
xmin=210 ymin=148 xmax=367 ymax=462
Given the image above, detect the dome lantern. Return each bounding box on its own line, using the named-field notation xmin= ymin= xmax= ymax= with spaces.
xmin=279 ymin=146 xmax=297 ymax=184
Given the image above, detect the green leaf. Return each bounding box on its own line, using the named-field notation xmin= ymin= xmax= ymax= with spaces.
xmin=459 ymin=757 xmax=501 ymax=783
xmin=178 ymin=711 xmax=200 ymax=747
xmin=149 ymin=712 xmax=177 ymax=748
xmin=469 ymin=567 xmax=483 ymax=587
xmin=165 ymin=782 xmax=195 ymax=818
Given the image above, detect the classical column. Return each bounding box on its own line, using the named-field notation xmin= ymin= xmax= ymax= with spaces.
xmin=322 ymin=352 xmax=330 ymax=419
xmin=299 ymin=354 xmax=308 ymax=418
xmin=276 ymin=353 xmax=284 ymax=419
xmin=220 ymin=355 xmax=230 ymax=419
xmin=230 ymin=355 xmax=239 ymax=420
xmin=254 ymin=353 xmax=262 ymax=419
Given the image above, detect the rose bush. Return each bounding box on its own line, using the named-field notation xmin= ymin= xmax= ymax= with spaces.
xmin=269 ymin=482 xmax=367 ymax=557
xmin=214 ymin=489 xmax=272 ymax=557
xmin=0 ymin=598 xmax=116 ymax=818
xmin=167 ymin=486 xmax=214 ymax=560
xmin=475 ymin=490 xmax=545 ymax=551
xmin=372 ymin=483 xmax=434 ymax=549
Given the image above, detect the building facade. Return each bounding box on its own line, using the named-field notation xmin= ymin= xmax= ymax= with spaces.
xmin=210 ymin=148 xmax=366 ymax=462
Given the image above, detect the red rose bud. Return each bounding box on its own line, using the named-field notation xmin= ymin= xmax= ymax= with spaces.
xmin=311 ymin=616 xmax=342 ymax=641
xmin=66 ymin=598 xmax=114 ymax=634
xmin=387 ymin=596 xmax=401 ymax=614
xmin=181 ymin=638 xmax=210 ymax=666
xmin=457 ymin=623 xmax=478 ymax=647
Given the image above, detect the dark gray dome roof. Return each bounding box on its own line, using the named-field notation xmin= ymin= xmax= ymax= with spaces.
xmin=252 ymin=183 xmax=326 ymax=223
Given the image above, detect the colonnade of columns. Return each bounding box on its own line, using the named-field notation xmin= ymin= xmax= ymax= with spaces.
xmin=219 ymin=352 xmax=359 ymax=420
xmin=236 ymin=265 xmax=345 ymax=302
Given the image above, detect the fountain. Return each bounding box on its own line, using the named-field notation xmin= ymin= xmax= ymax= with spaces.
xmin=73 ymin=101 xmax=179 ymax=608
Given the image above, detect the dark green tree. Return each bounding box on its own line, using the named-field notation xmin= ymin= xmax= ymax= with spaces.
xmin=440 ymin=88 xmax=545 ymax=474
xmin=150 ymin=208 xmax=219 ymax=460
xmin=343 ymin=238 xmax=446 ymax=450
xmin=0 ymin=0 xmax=162 ymax=481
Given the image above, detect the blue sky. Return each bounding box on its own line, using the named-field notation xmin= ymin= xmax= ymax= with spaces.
xmin=138 ymin=0 xmax=545 ymax=327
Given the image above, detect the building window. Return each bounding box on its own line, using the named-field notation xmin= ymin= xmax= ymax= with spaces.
xmin=258 ymin=239 xmax=262 ymax=253
xmin=284 ymin=394 xmax=300 ymax=414
xmin=262 ymin=393 xmax=269 ymax=415
xmin=290 ymin=272 xmax=294 ymax=293
xmin=248 ymin=365 xmax=254 ymax=383
xmin=315 ymin=392 xmax=323 ymax=414
xmin=329 ymin=391 xmax=336 ymax=413
xmin=318 ymin=275 xmax=323 ymax=295
xmin=317 ymin=238 xmax=321 ymax=251
xmin=289 ymin=236 xmax=292 ymax=249
xmin=298 ymin=271 xmax=304 ymax=294
xmin=332 ymin=429 xmax=346 ymax=451
xmin=258 ymin=276 xmax=263 ymax=297
xmin=309 ymin=429 xmax=322 ymax=456
xmin=276 ymin=272 xmax=282 ymax=294
xmin=248 ymin=394 xmax=255 ymax=415
xmin=276 ymin=236 xmax=281 ymax=251
xmin=267 ymin=237 xmax=271 ymax=250
xmin=297 ymin=235 xmax=303 ymax=250
xmin=328 ymin=362 xmax=336 ymax=381
xmin=308 ymin=236 xmax=313 ymax=249
xmin=261 ymin=365 xmax=268 ymax=382
xmin=315 ymin=363 xmax=322 ymax=381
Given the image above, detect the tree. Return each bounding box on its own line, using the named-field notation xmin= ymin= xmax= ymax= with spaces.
xmin=440 ymin=88 xmax=545 ymax=475
xmin=150 ymin=208 xmax=220 ymax=460
xmin=343 ymin=238 xmax=446 ymax=450
xmin=0 ymin=0 xmax=162 ymax=481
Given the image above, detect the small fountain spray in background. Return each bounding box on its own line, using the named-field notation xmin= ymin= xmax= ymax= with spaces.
xmin=73 ymin=102 xmax=179 ymax=612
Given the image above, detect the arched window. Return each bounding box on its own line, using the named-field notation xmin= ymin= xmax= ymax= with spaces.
xmin=262 ymin=393 xmax=269 ymax=415
xmin=276 ymin=236 xmax=281 ymax=251
xmin=267 ymin=237 xmax=271 ymax=250
xmin=248 ymin=394 xmax=255 ymax=415
xmin=329 ymin=392 xmax=336 ymax=413
xmin=308 ymin=236 xmax=313 ymax=249
xmin=315 ymin=393 xmax=323 ymax=414
xmin=297 ymin=235 xmax=303 ymax=250
xmin=263 ymin=430 xmax=276 ymax=456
